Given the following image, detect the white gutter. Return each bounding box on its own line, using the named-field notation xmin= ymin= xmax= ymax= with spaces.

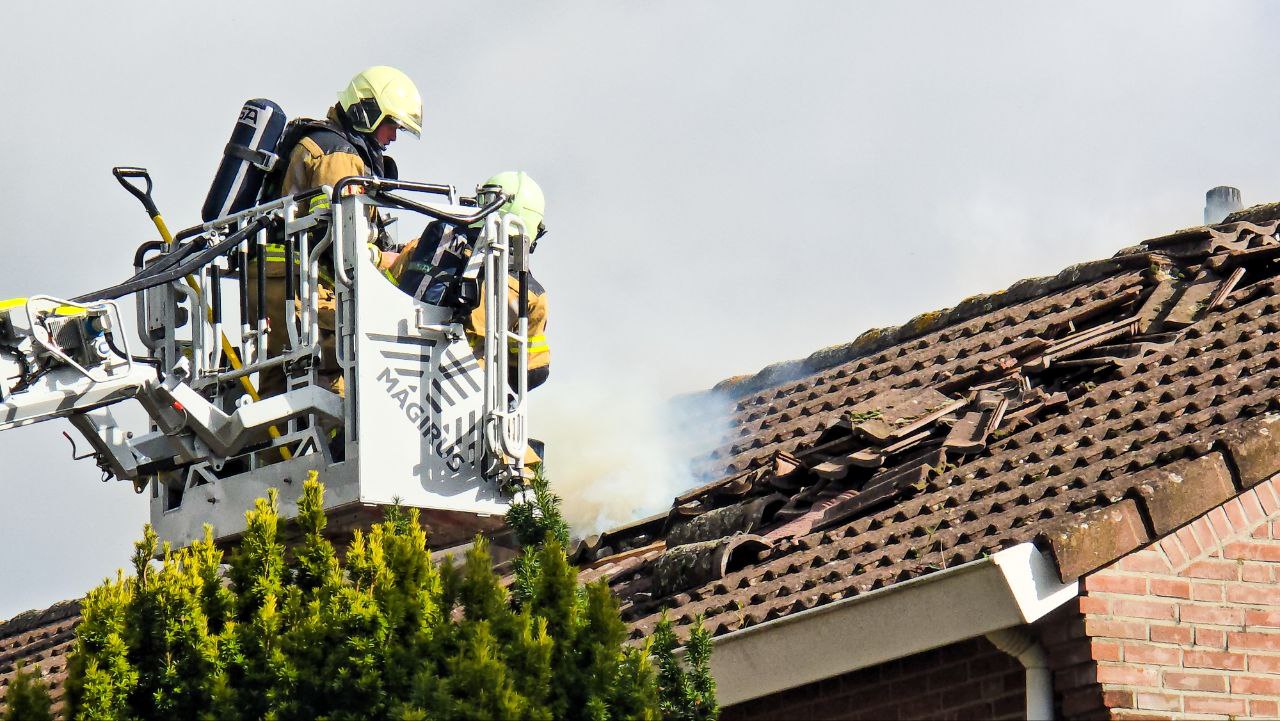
xmin=710 ymin=542 xmax=1078 ymax=707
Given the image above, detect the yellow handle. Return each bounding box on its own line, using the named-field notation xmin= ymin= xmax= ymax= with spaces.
xmin=154 ymin=214 xmax=292 ymax=459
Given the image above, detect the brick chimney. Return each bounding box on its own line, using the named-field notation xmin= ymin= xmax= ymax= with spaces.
xmin=1204 ymin=186 xmax=1243 ymax=225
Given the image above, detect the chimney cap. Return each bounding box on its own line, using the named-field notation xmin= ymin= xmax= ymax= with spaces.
xmin=1205 ymin=185 xmax=1243 ymax=225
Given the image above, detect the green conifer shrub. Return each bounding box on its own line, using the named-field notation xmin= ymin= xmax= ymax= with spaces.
xmin=653 ymin=615 xmax=719 ymax=721
xmin=62 ymin=471 xmax=714 ymax=721
xmin=2 ymin=661 xmax=53 ymax=721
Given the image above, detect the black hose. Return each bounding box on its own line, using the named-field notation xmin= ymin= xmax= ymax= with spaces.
xmin=104 ymin=332 xmax=163 ymax=379
xmin=133 ymin=240 xmax=166 ymax=270
xmin=9 ymin=358 xmax=50 ymax=394
xmin=170 ymin=188 xmax=328 ymax=243
xmin=174 ymin=225 xmax=203 ymax=243
xmin=127 ymin=239 xmax=203 ymax=284
xmin=74 ymin=218 xmax=268 ymax=302
xmin=0 ymin=343 xmax=30 ymax=394
xmin=373 ymin=190 xmax=507 ymax=226
xmin=81 ymin=243 xmax=199 ymax=302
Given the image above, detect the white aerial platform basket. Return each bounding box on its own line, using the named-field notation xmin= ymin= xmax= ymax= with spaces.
xmin=152 ymin=181 xmax=528 ymax=549
xmin=0 ymin=177 xmax=530 ymax=550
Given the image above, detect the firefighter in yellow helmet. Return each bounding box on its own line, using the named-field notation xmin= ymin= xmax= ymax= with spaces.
xmin=249 ymin=66 xmax=423 ymax=398
xmin=390 ymin=171 xmax=551 ymax=390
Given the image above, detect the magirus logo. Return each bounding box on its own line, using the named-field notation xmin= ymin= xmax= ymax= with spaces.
xmin=368 ymin=333 xmax=482 ymax=472
xmin=376 ymin=366 xmax=467 ymax=471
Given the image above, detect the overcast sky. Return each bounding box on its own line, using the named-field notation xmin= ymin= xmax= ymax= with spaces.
xmin=3 ymin=1 xmax=1279 ymax=619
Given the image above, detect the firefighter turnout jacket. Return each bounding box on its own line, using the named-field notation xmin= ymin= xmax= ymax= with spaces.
xmin=280 ymin=107 xmax=388 ymax=211
xmin=390 ymin=222 xmax=550 ymax=389
xmin=248 ymin=105 xmax=390 ymax=397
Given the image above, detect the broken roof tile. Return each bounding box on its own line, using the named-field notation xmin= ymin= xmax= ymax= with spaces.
xmin=652 ymin=534 xmax=771 ymax=598
xmin=1162 ymin=268 xmax=1222 ymax=329
xmin=944 ymin=405 xmax=1001 ymax=455
xmin=666 ymin=494 xmax=786 ymax=548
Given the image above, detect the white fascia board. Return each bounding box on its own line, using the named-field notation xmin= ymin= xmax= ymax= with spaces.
xmin=711 ymin=542 xmax=1078 ymax=707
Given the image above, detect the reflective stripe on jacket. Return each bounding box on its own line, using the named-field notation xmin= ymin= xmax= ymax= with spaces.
xmin=261 ymin=243 xmax=336 ymax=286
xmin=467 ymin=272 xmax=550 ymax=388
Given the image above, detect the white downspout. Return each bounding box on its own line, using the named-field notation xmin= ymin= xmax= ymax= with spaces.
xmin=986 ymin=627 xmax=1053 ymax=721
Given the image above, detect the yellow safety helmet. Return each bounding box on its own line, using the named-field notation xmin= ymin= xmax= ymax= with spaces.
xmin=338 ymin=66 xmax=423 ymax=138
xmin=478 ymin=171 xmax=546 ymax=243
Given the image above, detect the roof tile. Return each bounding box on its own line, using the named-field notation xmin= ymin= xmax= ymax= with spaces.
xmin=1216 ymin=415 xmax=1280 ymax=488
xmin=0 ymin=600 xmax=80 ymax=717
xmin=1134 ymin=453 xmax=1236 ymax=536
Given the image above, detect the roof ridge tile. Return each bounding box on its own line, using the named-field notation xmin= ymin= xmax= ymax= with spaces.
xmin=712 ymin=253 xmax=1154 ymax=401
xmin=0 ymin=600 xmax=81 ymax=641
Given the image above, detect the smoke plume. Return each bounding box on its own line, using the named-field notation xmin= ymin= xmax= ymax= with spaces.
xmin=534 ymin=378 xmax=735 ymax=535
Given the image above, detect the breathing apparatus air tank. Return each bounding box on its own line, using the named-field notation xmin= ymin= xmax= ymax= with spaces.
xmin=201 ymin=99 xmax=287 ymax=222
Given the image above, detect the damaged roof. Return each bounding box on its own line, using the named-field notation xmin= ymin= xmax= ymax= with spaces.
xmin=578 ymin=207 xmax=1280 ymax=643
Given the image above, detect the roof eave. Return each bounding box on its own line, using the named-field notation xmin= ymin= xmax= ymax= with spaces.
xmin=709 ymin=542 xmax=1078 ymax=706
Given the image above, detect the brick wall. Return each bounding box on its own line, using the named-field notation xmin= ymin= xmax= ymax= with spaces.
xmin=720 ymin=636 xmax=1025 ymax=721
xmin=1076 ymin=475 xmax=1280 ymax=719
xmin=1037 ymin=600 xmax=1111 ymax=719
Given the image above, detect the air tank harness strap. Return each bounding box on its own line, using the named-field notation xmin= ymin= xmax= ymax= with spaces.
xmin=263 ymin=243 xmax=335 ymax=287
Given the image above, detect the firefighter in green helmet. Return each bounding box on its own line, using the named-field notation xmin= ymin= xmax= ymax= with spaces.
xmin=390 ymin=171 xmax=551 ymax=390
xmin=249 ymin=65 xmax=424 ymax=398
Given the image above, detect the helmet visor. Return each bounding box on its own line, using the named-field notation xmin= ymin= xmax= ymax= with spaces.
xmin=389 ymin=108 xmax=422 ymax=138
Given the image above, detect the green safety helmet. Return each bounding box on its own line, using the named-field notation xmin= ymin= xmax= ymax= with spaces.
xmin=478 ymin=171 xmax=546 ymax=242
xmin=338 ymin=66 xmax=423 ymax=138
